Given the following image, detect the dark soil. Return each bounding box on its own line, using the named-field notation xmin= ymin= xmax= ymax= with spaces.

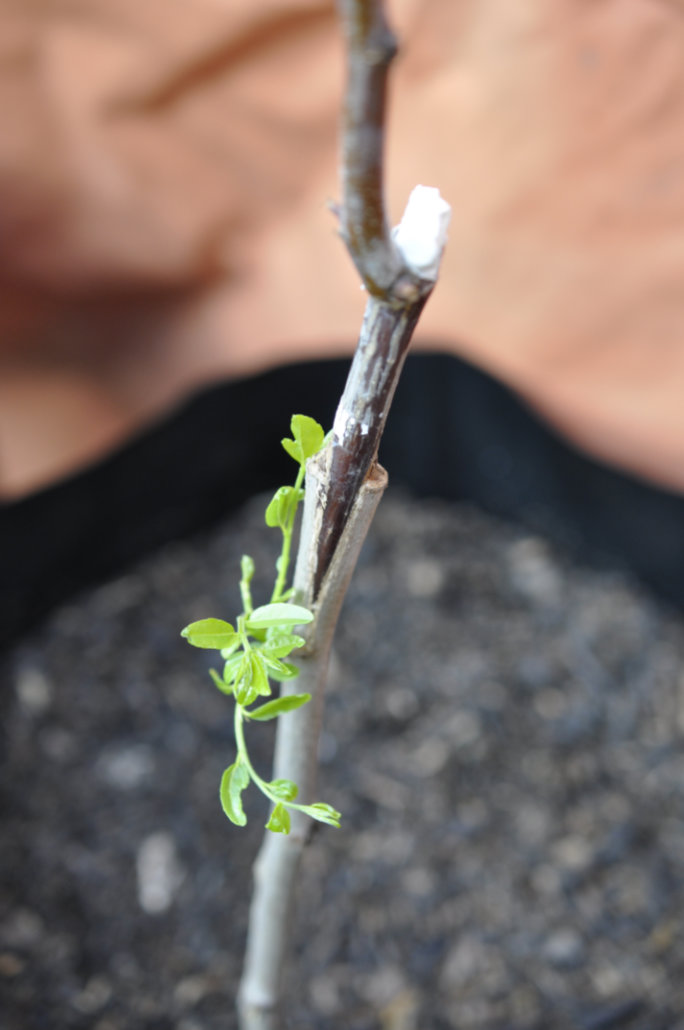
xmin=2 ymin=491 xmax=684 ymax=1030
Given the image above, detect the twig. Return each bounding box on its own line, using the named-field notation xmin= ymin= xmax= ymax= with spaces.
xmin=337 ymin=0 xmax=401 ymax=295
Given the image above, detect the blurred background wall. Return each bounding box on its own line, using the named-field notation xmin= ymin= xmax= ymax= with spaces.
xmin=2 ymin=0 xmax=684 ymax=498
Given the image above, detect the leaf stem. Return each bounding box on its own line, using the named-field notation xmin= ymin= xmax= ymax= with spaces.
xmin=236 ymin=615 xmax=252 ymax=654
xmin=240 ymin=561 xmax=254 ymax=617
xmin=236 ymin=701 xmax=336 ymax=820
xmin=234 ymin=707 xmax=273 ymax=800
xmin=234 ymin=704 xmax=281 ymax=808
xmin=271 ymin=464 xmax=305 ymax=603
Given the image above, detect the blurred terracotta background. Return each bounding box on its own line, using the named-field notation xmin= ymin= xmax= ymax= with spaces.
xmin=2 ymin=0 xmax=684 ymax=499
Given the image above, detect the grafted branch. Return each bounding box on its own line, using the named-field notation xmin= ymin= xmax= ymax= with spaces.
xmin=313 ymin=1 xmax=449 ymax=593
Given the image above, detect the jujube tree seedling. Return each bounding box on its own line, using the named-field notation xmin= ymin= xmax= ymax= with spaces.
xmin=182 ymin=2 xmax=449 ymax=1026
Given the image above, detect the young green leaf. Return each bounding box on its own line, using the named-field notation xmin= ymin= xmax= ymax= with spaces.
xmin=265 ymin=486 xmax=302 ymax=530
xmin=265 ymin=487 xmax=287 ymax=529
xmin=269 ymin=779 xmax=299 ymax=801
xmin=219 ymin=760 xmax=250 ymax=826
xmin=250 ymin=651 xmax=272 ymax=698
xmin=263 ymin=629 xmax=306 ymax=658
xmin=209 ymin=668 xmax=233 ymax=696
xmin=247 ymin=603 xmax=313 ymax=630
xmin=181 ymin=618 xmax=239 ymax=650
xmin=241 ymin=554 xmax=255 ymax=582
xmin=261 ymin=639 xmax=296 ymax=659
xmin=234 ymin=655 xmax=259 ymax=707
xmin=265 ymin=802 xmax=291 ymax=835
xmin=281 ymin=414 xmax=325 ymax=467
xmin=240 ymin=554 xmax=256 ymax=616
xmin=300 ymin=802 xmax=341 ymax=828
xmin=223 ymin=651 xmax=245 ymax=685
xmin=246 ymin=693 xmax=311 ymax=721
xmin=220 ymin=639 xmax=241 ymax=659
xmin=261 ymin=657 xmax=299 ymax=681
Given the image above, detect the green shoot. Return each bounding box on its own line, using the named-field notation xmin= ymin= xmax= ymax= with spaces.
xmin=181 ymin=415 xmax=341 ymax=834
